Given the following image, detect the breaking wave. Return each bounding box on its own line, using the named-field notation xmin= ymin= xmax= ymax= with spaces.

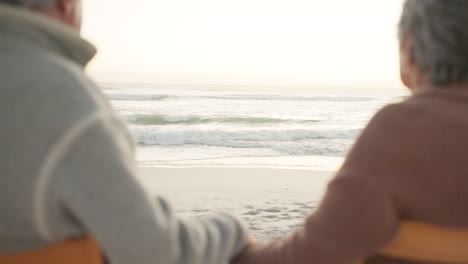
xmin=130 ymin=127 xmax=361 ymax=157
xmin=126 ymin=114 xmax=320 ymax=126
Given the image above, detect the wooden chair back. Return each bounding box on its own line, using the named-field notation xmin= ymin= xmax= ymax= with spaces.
xmin=365 ymin=221 xmax=468 ymax=263
xmin=1 ymin=222 xmax=468 ymax=264
xmin=0 ymin=236 xmax=104 ymax=264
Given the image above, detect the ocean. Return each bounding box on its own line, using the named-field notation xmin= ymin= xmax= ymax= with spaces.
xmin=103 ymin=83 xmax=407 ymax=170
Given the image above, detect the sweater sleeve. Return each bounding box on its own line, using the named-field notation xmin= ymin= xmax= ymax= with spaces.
xmin=47 ymin=114 xmax=248 ymax=264
xmin=234 ymin=105 xmax=404 ymax=264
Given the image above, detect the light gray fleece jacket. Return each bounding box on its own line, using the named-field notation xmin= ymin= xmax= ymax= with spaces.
xmin=0 ymin=4 xmax=247 ymax=264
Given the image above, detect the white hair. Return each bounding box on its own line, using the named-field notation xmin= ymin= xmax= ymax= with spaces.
xmin=0 ymin=0 xmax=56 ymax=8
xmin=399 ymin=0 xmax=468 ymax=85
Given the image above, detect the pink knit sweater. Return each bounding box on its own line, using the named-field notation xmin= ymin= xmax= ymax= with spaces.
xmin=234 ymin=86 xmax=468 ymax=264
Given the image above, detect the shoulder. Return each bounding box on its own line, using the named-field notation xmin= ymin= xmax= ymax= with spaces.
xmin=0 ymin=46 xmax=118 ymax=145
xmin=366 ymin=101 xmax=423 ymax=132
xmin=32 ymin=49 xmax=102 ymax=102
xmin=3 ymin=42 xmax=105 ymax=108
xmin=361 ymin=98 xmax=432 ymax=145
xmin=341 ymin=102 xmax=424 ymax=175
xmin=357 ymin=103 xmax=410 ymax=148
xmin=5 ymin=45 xmax=111 ymax=117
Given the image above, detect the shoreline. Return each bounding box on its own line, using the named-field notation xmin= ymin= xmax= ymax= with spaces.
xmin=139 ymin=163 xmax=337 ymax=171
xmin=137 ymin=166 xmax=335 ymax=241
xmin=137 ymin=154 xmax=344 ymax=172
xmin=138 ymin=166 xmax=334 ymax=192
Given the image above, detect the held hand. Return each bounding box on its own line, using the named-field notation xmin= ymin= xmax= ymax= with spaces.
xmin=231 ymin=235 xmax=264 ymax=264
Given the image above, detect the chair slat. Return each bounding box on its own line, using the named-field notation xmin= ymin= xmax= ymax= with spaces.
xmin=376 ymin=221 xmax=468 ymax=263
xmin=0 ymin=237 xmax=104 ymax=264
xmin=3 ymin=222 xmax=468 ymax=264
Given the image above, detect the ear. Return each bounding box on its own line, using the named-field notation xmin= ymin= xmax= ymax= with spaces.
xmin=399 ymin=34 xmax=416 ymax=90
xmin=54 ymin=0 xmax=82 ymax=30
xmin=55 ymin=0 xmax=74 ymax=18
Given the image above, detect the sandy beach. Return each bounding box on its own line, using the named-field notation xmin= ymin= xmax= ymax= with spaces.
xmin=138 ymin=166 xmax=334 ymax=242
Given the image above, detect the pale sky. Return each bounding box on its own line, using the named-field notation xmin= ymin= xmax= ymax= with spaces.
xmin=82 ymin=0 xmax=405 ymax=89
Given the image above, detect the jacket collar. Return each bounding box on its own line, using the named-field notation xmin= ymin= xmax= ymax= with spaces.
xmin=0 ymin=4 xmax=96 ymax=67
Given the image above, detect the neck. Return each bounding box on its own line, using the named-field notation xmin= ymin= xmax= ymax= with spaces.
xmin=413 ymin=82 xmax=468 ymax=95
xmin=34 ymin=8 xmax=81 ymax=32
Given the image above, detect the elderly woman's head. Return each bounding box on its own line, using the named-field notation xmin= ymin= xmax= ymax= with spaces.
xmin=0 ymin=0 xmax=82 ymax=31
xmin=399 ymin=0 xmax=468 ymax=90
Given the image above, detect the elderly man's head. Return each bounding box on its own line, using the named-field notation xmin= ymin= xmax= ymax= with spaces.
xmin=0 ymin=0 xmax=82 ymax=31
xmin=399 ymin=0 xmax=468 ymax=90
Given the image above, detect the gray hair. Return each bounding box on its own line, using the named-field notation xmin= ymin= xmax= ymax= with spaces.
xmin=399 ymin=0 xmax=468 ymax=86
xmin=0 ymin=0 xmax=56 ymax=8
